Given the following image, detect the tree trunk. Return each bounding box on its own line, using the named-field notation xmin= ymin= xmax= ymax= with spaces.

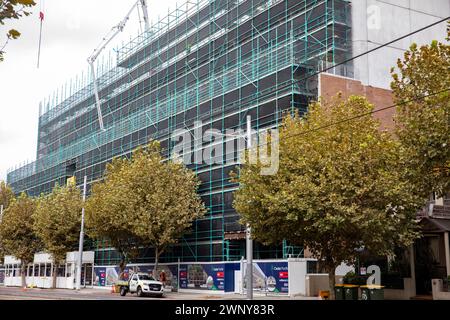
xmin=52 ymin=263 xmax=58 ymax=289
xmin=326 ymin=265 xmax=336 ymax=300
xmin=20 ymin=264 xmax=27 ymax=289
xmin=153 ymin=247 xmax=160 ymax=279
xmin=118 ymin=258 xmax=126 ymax=281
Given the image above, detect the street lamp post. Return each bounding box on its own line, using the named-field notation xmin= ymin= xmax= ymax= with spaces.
xmin=76 ymin=176 xmax=88 ymax=291
xmin=246 ymin=115 xmax=253 ymax=300
xmin=217 ymin=116 xmax=254 ymax=299
xmin=0 ymin=183 xmax=3 ymax=222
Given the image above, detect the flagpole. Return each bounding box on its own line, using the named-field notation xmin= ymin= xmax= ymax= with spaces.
xmin=37 ymin=12 xmax=44 ymax=68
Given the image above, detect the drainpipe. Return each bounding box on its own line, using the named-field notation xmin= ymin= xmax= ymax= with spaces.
xmin=444 ymin=232 xmax=450 ymax=277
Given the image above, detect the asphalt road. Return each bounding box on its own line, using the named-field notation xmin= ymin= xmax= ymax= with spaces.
xmin=0 ymin=286 xmax=316 ymax=300
xmin=0 ymin=287 xmax=177 ymax=300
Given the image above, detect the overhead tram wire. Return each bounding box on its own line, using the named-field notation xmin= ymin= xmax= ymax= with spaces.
xmin=46 ymin=17 xmax=450 ymax=165
xmin=82 ymin=16 xmax=450 ymax=150
xmin=163 ymin=86 xmax=450 ymax=164
xmin=240 ymin=16 xmax=450 ymax=149
xmin=298 ymin=16 xmax=450 ymax=87
xmin=271 ymin=88 xmax=450 ymax=144
xmin=16 ymin=12 xmax=448 ymax=201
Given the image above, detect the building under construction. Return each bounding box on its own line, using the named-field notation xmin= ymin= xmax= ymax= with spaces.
xmin=7 ymin=0 xmax=353 ymax=264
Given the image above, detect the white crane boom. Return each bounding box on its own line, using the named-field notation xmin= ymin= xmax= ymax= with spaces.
xmin=88 ymin=0 xmax=150 ymax=131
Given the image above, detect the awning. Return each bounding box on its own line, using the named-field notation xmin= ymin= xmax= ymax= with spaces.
xmin=419 ymin=217 xmax=450 ymax=233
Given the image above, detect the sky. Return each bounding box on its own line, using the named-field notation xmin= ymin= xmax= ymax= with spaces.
xmin=0 ymin=0 xmax=179 ymax=181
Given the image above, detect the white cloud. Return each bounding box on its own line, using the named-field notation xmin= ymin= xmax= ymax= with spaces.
xmin=0 ymin=0 xmax=179 ymax=181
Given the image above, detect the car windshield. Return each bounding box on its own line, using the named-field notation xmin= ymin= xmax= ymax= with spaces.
xmin=139 ymin=275 xmax=155 ymax=281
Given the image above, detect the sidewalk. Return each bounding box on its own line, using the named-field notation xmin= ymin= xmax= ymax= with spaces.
xmin=84 ymin=287 xmax=319 ymax=300
xmin=0 ymin=285 xmax=320 ymax=300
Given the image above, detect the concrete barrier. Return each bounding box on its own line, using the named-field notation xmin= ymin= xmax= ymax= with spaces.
xmin=432 ymin=279 xmax=450 ymax=300
xmin=306 ymin=275 xmax=416 ymax=300
xmin=305 ymin=274 xmax=344 ymax=297
xmin=384 ymin=278 xmax=415 ymax=300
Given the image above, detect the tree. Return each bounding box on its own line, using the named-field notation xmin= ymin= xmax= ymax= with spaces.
xmin=85 ymin=157 xmax=144 ymax=279
xmin=33 ymin=184 xmax=82 ymax=288
xmin=0 ymin=181 xmax=15 ymax=264
xmin=0 ymin=0 xmax=37 ymax=61
xmin=391 ymin=25 xmax=450 ymax=198
xmin=0 ymin=181 xmax=14 ymax=210
xmin=232 ymin=96 xmax=421 ymax=299
xmin=0 ymin=193 xmax=41 ymax=288
xmin=86 ymin=141 xmax=206 ymax=278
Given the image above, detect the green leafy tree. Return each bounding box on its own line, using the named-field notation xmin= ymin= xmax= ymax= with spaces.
xmin=0 ymin=193 xmax=41 ymax=288
xmin=0 ymin=181 xmax=14 ymax=210
xmin=86 ymin=141 xmax=206 ymax=278
xmin=391 ymin=25 xmax=450 ymax=198
xmin=0 ymin=0 xmax=37 ymax=61
xmin=0 ymin=181 xmax=15 ymax=264
xmin=86 ymin=157 xmax=143 ymax=279
xmin=232 ymin=96 xmax=421 ymax=299
xmin=33 ymin=184 xmax=83 ymax=288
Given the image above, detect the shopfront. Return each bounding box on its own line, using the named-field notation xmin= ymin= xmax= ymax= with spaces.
xmin=3 ymin=251 xmax=95 ymax=289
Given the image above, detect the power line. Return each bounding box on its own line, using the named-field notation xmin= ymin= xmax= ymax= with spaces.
xmin=80 ymin=16 xmax=450 ymax=134
xmin=301 ymin=16 xmax=449 ymax=84
xmin=231 ymin=15 xmax=449 ymax=136
xmin=243 ymin=16 xmax=450 ymax=147
xmin=278 ymin=88 xmax=450 ymax=142
xmin=27 ymin=17 xmax=450 ymax=178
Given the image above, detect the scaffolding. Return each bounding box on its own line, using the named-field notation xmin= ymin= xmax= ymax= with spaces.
xmin=8 ymin=0 xmax=352 ymax=264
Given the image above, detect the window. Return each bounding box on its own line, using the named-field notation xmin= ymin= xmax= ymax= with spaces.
xmin=45 ymin=264 xmax=52 ymax=277
xmin=430 ymin=237 xmax=440 ymax=261
xmin=34 ymin=265 xmax=39 ymax=277
xmin=307 ymin=261 xmax=318 ymax=274
xmin=57 ymin=265 xmax=66 ymax=277
xmin=66 ymin=264 xmax=72 ymax=278
xmin=5 ymin=265 xmax=11 ymax=277
xmin=28 ymin=266 xmax=33 ymax=277
xmin=39 ymin=264 xmax=46 ymax=277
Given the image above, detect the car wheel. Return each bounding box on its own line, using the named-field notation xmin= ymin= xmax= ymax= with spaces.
xmin=119 ymin=287 xmax=127 ymax=296
xmin=137 ymin=286 xmax=144 ymax=297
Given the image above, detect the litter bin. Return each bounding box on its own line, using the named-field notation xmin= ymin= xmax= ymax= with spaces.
xmin=360 ymin=285 xmax=370 ymax=300
xmin=343 ymin=284 xmax=359 ymax=300
xmin=334 ymin=284 xmax=345 ymax=300
xmin=369 ymin=285 xmax=385 ymax=300
xmin=360 ymin=285 xmax=385 ymax=300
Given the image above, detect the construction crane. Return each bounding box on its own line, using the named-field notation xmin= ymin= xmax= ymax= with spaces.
xmin=87 ymin=0 xmax=150 ymax=131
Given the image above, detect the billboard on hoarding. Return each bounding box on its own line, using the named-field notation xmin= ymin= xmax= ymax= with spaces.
xmin=179 ymin=264 xmax=225 ymax=291
xmin=94 ymin=264 xmax=178 ymax=289
xmin=93 ymin=260 xmax=289 ymax=294
xmin=251 ymin=261 xmax=289 ymax=293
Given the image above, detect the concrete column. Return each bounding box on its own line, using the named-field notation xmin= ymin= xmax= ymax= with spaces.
xmin=444 ymin=232 xmax=450 ymax=277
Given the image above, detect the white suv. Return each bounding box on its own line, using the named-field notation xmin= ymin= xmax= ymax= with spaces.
xmin=121 ymin=273 xmax=164 ymax=298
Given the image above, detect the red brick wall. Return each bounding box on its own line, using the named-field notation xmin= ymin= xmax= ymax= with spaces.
xmin=319 ymin=73 xmax=395 ymax=131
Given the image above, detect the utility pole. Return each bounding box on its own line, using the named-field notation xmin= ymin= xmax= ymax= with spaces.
xmin=76 ymin=176 xmax=88 ymax=291
xmin=246 ymin=115 xmax=253 ymax=300
xmin=217 ymin=116 xmax=254 ymax=299
xmin=0 ymin=205 xmax=3 ymax=223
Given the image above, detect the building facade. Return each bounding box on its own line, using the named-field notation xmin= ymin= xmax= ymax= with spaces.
xmin=6 ymin=0 xmax=449 ymax=266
